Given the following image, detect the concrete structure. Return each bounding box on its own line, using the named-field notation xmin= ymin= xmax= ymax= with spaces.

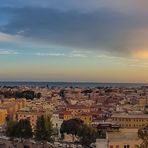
xmin=107 ymin=130 xmax=141 ymax=148
xmin=139 ymin=96 xmax=147 ymax=111
xmin=0 ymin=98 xmax=26 ymax=119
xmin=64 ymin=111 xmax=92 ymax=124
xmin=96 ymin=139 xmax=107 ymax=148
xmin=51 ymin=113 xmax=63 ymax=136
xmin=66 ymin=105 xmax=90 ymax=114
xmin=15 ymin=109 xmax=45 ymax=130
xmin=96 ymin=129 xmax=141 ymax=148
xmin=0 ymin=109 xmax=7 ymax=125
xmin=111 ymin=113 xmax=148 ymax=128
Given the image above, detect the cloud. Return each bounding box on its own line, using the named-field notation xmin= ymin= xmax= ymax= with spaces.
xmin=95 ymin=54 xmax=140 ymax=62
xmin=35 ymin=52 xmax=65 ymax=56
xmin=131 ymin=49 xmax=148 ymax=59
xmin=1 ymin=6 xmax=148 ymax=57
xmin=0 ymin=32 xmax=21 ymax=42
xmin=0 ymin=49 xmax=19 ymax=55
xmin=69 ymin=53 xmax=87 ymax=58
xmin=35 ymin=52 xmax=88 ymax=58
xmin=130 ymin=63 xmax=148 ymax=68
xmin=71 ymin=50 xmax=92 ymax=54
xmin=1 ymin=0 xmax=148 ymax=14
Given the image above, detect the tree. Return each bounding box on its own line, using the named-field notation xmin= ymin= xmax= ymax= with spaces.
xmin=78 ymin=124 xmax=97 ymax=147
xmin=60 ymin=118 xmax=97 ymax=147
xmin=138 ymin=125 xmax=148 ymax=148
xmin=6 ymin=120 xmax=18 ymax=137
xmin=60 ymin=118 xmax=83 ymax=139
xmin=45 ymin=116 xmax=54 ymax=142
xmin=15 ymin=119 xmax=33 ymax=139
xmin=6 ymin=119 xmax=32 ymax=139
xmin=35 ymin=115 xmax=54 ymax=142
xmin=35 ymin=115 xmax=46 ymax=141
xmin=36 ymin=93 xmax=42 ymax=99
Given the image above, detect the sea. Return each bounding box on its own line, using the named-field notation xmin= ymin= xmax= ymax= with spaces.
xmin=0 ymin=81 xmax=148 ymax=88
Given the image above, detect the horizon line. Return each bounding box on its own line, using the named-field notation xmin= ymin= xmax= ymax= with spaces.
xmin=0 ymin=80 xmax=148 ymax=84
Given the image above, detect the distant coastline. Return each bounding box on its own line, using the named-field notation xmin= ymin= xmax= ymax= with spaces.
xmin=0 ymin=81 xmax=148 ymax=88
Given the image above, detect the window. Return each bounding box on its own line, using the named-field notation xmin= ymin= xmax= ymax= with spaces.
xmin=116 ymin=145 xmax=119 ymax=148
xmin=124 ymin=145 xmax=130 ymax=148
xmin=110 ymin=145 xmax=113 ymax=148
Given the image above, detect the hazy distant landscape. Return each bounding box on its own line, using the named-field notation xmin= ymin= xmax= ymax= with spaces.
xmin=0 ymin=81 xmax=148 ymax=88
xmin=1 ymin=0 xmax=148 ymax=148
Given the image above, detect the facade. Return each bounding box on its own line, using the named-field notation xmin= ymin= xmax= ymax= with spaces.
xmin=0 ymin=109 xmax=7 ymax=125
xmin=64 ymin=111 xmax=73 ymax=121
xmin=66 ymin=105 xmax=90 ymax=114
xmin=63 ymin=111 xmax=92 ymax=124
xmin=107 ymin=130 xmax=141 ymax=148
xmin=0 ymin=98 xmax=26 ymax=119
xmin=96 ymin=139 xmax=108 ymax=148
xmin=96 ymin=129 xmax=141 ymax=148
xmin=51 ymin=113 xmax=63 ymax=136
xmin=111 ymin=113 xmax=148 ymax=128
xmin=77 ymin=113 xmax=92 ymax=124
xmin=64 ymin=105 xmax=103 ymax=124
xmin=15 ymin=109 xmax=45 ymax=130
xmin=139 ymin=97 xmax=147 ymax=111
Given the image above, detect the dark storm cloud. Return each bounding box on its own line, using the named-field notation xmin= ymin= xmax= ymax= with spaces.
xmin=1 ymin=0 xmax=148 ymax=13
xmin=1 ymin=7 xmax=139 ymax=56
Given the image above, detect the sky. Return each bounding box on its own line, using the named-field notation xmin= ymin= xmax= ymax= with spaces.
xmin=0 ymin=0 xmax=148 ymax=82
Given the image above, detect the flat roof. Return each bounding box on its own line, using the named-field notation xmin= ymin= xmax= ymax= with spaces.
xmin=112 ymin=113 xmax=148 ymax=119
xmin=107 ymin=131 xmax=139 ymax=141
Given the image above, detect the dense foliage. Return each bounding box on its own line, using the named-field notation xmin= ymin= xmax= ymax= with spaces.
xmin=34 ymin=115 xmax=54 ymax=142
xmin=60 ymin=118 xmax=97 ymax=147
xmin=78 ymin=124 xmax=97 ymax=146
xmin=6 ymin=119 xmax=33 ymax=139
xmin=0 ymin=90 xmax=41 ymax=100
xmin=60 ymin=118 xmax=83 ymax=136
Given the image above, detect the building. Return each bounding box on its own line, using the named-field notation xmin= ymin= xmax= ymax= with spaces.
xmin=96 ymin=139 xmax=107 ymax=148
xmin=51 ymin=112 xmax=63 ymax=136
xmin=77 ymin=113 xmax=92 ymax=124
xmin=111 ymin=113 xmax=148 ymax=128
xmin=66 ymin=105 xmax=90 ymax=114
xmin=0 ymin=109 xmax=7 ymax=125
xmin=63 ymin=111 xmax=73 ymax=121
xmin=0 ymin=98 xmax=26 ymax=119
xmin=107 ymin=130 xmax=141 ymax=148
xmin=139 ymin=96 xmax=147 ymax=111
xmin=15 ymin=108 xmax=45 ymax=130
xmin=63 ymin=111 xmax=92 ymax=124
xmin=96 ymin=129 xmax=141 ymax=148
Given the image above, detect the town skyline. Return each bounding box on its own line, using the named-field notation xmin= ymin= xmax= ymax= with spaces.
xmin=0 ymin=0 xmax=148 ymax=82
